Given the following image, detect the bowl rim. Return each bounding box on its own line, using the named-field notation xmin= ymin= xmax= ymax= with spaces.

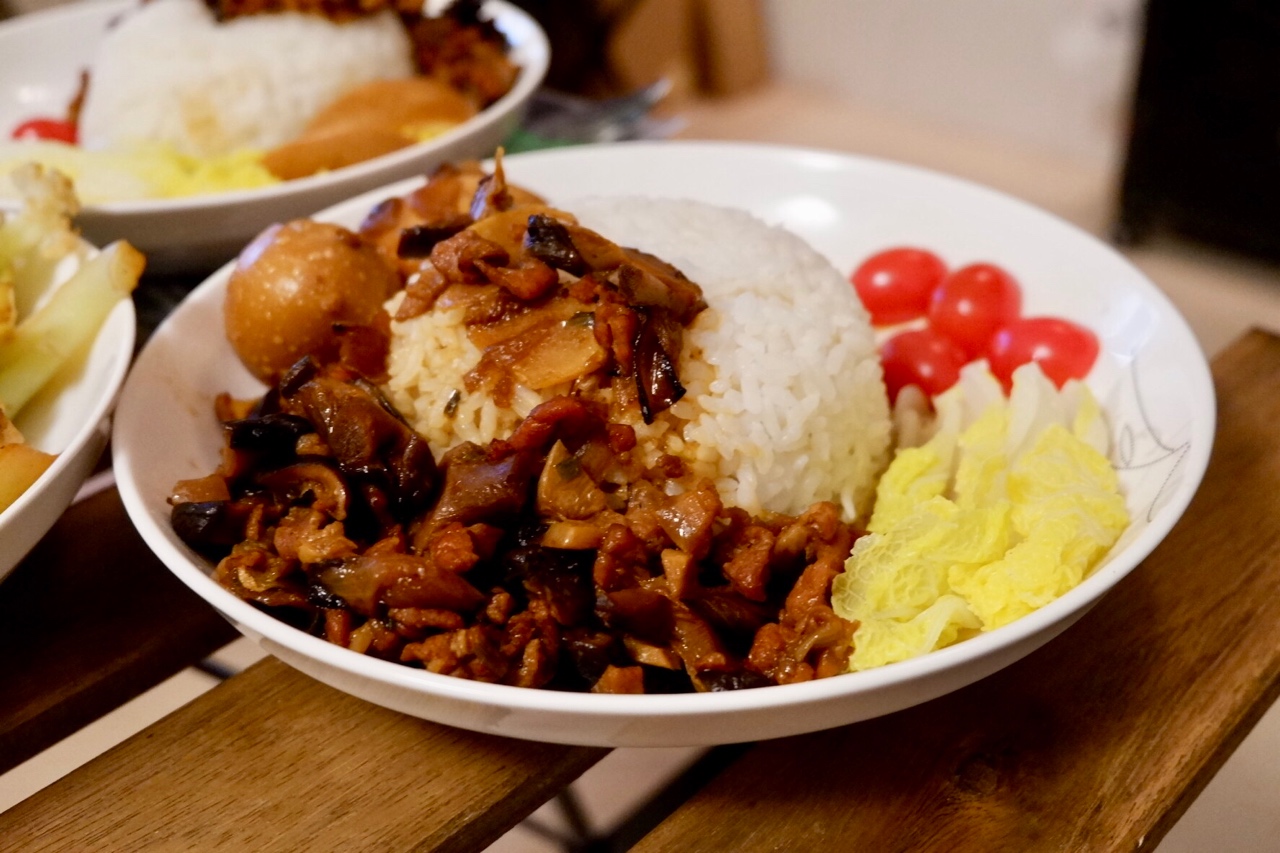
xmin=0 ymin=0 xmax=551 ymax=214
xmin=112 ymin=139 xmax=1218 ymax=722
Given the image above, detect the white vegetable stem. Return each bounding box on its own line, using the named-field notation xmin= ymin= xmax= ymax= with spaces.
xmin=0 ymin=241 xmax=143 ymax=417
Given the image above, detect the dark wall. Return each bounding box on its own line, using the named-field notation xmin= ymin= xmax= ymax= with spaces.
xmin=1117 ymin=0 xmax=1280 ymax=264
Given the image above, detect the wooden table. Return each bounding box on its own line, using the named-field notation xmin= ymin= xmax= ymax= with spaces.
xmin=1 ymin=329 xmax=1278 ymax=852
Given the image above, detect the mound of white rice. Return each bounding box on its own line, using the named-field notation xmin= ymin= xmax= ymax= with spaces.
xmin=382 ymin=198 xmax=892 ymax=522
xmin=78 ymin=0 xmax=415 ymax=158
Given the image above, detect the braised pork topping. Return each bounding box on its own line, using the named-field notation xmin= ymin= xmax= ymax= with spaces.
xmin=175 ymin=361 xmax=858 ymax=693
xmin=360 ymin=158 xmax=707 ymax=424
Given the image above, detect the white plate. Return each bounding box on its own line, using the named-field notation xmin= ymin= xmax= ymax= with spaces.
xmin=0 ymin=0 xmax=549 ymax=273
xmin=113 ymin=141 xmax=1216 ymax=746
xmin=0 ymin=251 xmax=136 ymax=583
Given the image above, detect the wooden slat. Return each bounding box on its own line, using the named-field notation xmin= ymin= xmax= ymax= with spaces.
xmin=0 ymin=657 xmax=606 ymax=852
xmin=0 ymin=485 xmax=239 ymax=774
xmin=631 ymin=329 xmax=1280 ymax=851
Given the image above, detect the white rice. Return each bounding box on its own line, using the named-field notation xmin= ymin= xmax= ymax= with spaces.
xmin=78 ymin=0 xmax=415 ymax=158
xmin=382 ymin=198 xmax=892 ymax=522
xmin=382 ymin=299 xmax=554 ymax=448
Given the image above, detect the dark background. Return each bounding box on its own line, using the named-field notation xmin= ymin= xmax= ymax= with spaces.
xmin=1118 ymin=0 xmax=1280 ymax=265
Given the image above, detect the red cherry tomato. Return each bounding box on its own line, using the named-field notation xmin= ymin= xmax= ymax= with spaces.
xmin=927 ymin=262 xmax=1022 ymax=357
xmin=879 ymin=327 xmax=968 ymax=403
xmin=10 ymin=117 xmax=78 ymax=144
xmin=850 ymin=247 xmax=947 ymax=326
xmin=987 ymin=316 xmax=1100 ymax=390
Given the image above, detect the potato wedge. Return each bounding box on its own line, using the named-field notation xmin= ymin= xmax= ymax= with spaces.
xmin=0 ymin=442 xmax=56 ymax=513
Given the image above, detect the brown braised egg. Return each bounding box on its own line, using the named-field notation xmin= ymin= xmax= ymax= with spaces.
xmin=224 ymin=219 xmax=400 ymax=384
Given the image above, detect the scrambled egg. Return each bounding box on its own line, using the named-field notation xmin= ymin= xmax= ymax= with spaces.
xmin=831 ymin=362 xmax=1129 ymax=671
xmin=0 ymin=141 xmax=278 ymax=204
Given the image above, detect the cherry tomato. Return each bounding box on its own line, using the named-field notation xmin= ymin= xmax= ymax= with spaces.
xmin=850 ymin=247 xmax=947 ymax=326
xmin=879 ymin=327 xmax=968 ymax=403
xmin=927 ymin=262 xmax=1022 ymax=357
xmin=987 ymin=316 xmax=1099 ymax=390
xmin=10 ymin=117 xmax=77 ymax=144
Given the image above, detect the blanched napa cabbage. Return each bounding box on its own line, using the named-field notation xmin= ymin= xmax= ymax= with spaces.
xmin=831 ymin=361 xmax=1129 ymax=671
xmin=0 ymin=141 xmax=278 ymax=203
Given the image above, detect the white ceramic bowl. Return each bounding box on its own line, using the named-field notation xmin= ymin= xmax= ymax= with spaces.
xmin=112 ymin=141 xmax=1215 ymax=746
xmin=0 ymin=0 xmax=549 ymax=273
xmin=0 ymin=252 xmax=136 ymax=583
